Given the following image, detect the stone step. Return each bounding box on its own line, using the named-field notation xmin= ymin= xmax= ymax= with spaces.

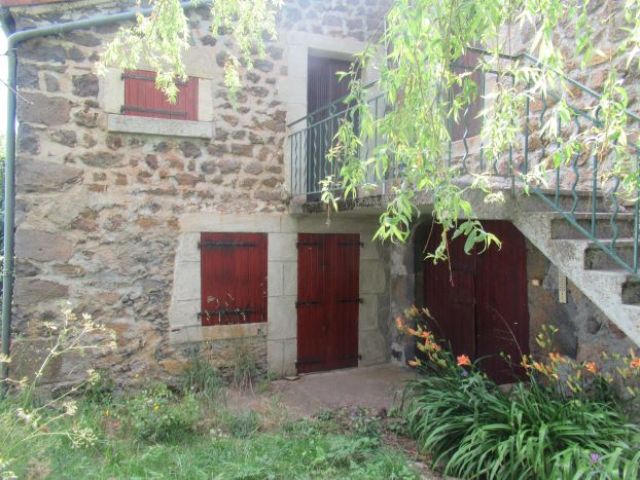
xmin=551 ymin=213 xmax=636 ymax=240
xmin=584 ymin=239 xmax=639 ymax=271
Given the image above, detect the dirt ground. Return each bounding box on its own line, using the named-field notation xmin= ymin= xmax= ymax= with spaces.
xmin=225 ymin=363 xmax=453 ymax=480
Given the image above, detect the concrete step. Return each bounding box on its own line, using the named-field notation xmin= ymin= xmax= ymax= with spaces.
xmin=622 ymin=277 xmax=640 ymax=305
xmin=515 ymin=214 xmax=640 ymax=346
xmin=584 ymin=239 xmax=638 ymax=271
xmin=551 ymin=213 xmax=636 ymax=240
xmin=531 ymin=189 xmax=615 ymax=213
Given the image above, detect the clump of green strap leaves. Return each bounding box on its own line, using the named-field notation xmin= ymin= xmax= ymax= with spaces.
xmin=102 ymin=0 xmax=640 ymax=262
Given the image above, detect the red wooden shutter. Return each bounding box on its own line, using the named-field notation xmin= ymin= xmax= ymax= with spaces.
xmin=123 ymin=70 xmax=199 ymax=121
xmin=200 ymin=233 xmax=267 ymax=326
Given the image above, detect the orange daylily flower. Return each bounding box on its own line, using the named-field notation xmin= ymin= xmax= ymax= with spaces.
xmin=532 ymin=361 xmax=547 ymax=374
xmin=395 ymin=315 xmax=405 ymax=331
xmin=420 ymin=330 xmax=433 ymax=340
xmin=584 ymin=362 xmax=598 ymax=374
xmin=548 ymin=352 xmax=563 ymax=363
xmin=630 ymin=357 xmax=640 ymax=369
xmin=457 ymin=354 xmax=471 ymax=366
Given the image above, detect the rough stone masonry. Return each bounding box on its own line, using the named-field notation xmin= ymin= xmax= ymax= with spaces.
xmin=8 ymin=0 xmax=391 ymax=385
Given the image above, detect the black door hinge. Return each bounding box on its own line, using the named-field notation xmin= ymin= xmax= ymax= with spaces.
xmin=296 ymin=241 xmax=322 ymax=248
xmin=198 ymin=241 xmax=257 ymax=249
xmin=337 ymin=298 xmax=363 ymax=304
xmin=338 ymin=241 xmax=364 ymax=247
xmin=296 ymin=300 xmax=321 ymax=308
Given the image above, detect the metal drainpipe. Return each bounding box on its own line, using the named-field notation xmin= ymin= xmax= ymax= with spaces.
xmin=0 ymin=0 xmax=208 ymax=392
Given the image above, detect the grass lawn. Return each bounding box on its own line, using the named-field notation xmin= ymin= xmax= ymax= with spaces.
xmin=1 ymin=381 xmax=424 ymax=480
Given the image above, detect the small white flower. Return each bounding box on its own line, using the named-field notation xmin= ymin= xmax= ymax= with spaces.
xmin=63 ymin=400 xmax=78 ymax=417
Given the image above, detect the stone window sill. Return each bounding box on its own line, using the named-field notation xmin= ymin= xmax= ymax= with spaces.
xmin=169 ymin=322 xmax=267 ymax=345
xmin=107 ymin=114 xmax=213 ymax=139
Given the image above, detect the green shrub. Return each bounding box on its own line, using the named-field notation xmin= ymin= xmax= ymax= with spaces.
xmin=124 ymin=384 xmax=199 ymax=443
xmin=223 ymin=410 xmax=260 ymax=438
xmin=82 ymin=369 xmax=116 ymax=405
xmin=180 ymin=356 xmax=224 ymax=400
xmin=404 ymin=366 xmax=640 ymax=479
xmin=230 ymin=341 xmax=261 ymax=391
xmin=397 ymin=306 xmax=640 ymax=479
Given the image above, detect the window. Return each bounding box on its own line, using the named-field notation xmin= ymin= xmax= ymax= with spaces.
xmin=122 ymin=69 xmax=199 ymax=121
xmin=200 ymin=233 xmax=268 ymax=326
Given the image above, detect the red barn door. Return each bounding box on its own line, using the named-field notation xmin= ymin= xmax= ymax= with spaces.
xmin=423 ymin=221 xmax=529 ymax=383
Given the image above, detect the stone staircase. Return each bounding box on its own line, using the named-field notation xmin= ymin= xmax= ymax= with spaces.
xmin=512 ymin=193 xmax=640 ymax=346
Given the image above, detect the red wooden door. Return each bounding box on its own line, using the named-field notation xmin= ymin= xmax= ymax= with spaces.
xmin=424 ymin=228 xmax=476 ymax=357
xmin=200 ymin=233 xmax=267 ymax=326
xmin=297 ymin=233 xmax=360 ymax=373
xmin=423 ymin=221 xmax=529 ymax=383
xmin=306 ymin=56 xmax=354 ymax=193
xmin=474 ymin=221 xmax=529 ymax=383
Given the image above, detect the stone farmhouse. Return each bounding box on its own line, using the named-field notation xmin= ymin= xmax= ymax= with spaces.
xmin=0 ymin=0 xmax=638 ymax=386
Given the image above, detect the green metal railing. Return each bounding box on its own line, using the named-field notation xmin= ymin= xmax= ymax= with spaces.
xmin=288 ymin=82 xmax=386 ymax=196
xmin=287 ymin=50 xmax=640 ymax=277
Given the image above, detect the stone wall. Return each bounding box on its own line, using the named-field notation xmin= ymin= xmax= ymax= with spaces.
xmin=526 ymin=240 xmax=637 ymax=365
xmin=8 ymin=0 xmax=391 ymax=385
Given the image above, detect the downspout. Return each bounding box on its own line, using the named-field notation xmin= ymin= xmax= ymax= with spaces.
xmin=0 ymin=0 xmax=207 ymax=392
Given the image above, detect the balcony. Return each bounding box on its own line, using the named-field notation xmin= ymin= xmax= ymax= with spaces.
xmin=285 ymin=49 xmax=640 ymax=276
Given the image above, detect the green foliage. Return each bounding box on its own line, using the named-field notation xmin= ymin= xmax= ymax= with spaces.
xmin=2 ymin=391 xmax=420 ymax=479
xmin=230 ymin=340 xmax=262 ymax=390
xmin=404 ymin=370 xmax=640 ymax=479
xmin=0 ymin=304 xmax=115 ymax=478
xmin=180 ymin=355 xmax=224 ymax=400
xmin=396 ymin=312 xmax=640 ymax=479
xmin=222 ymin=409 xmax=260 ymax=438
xmin=210 ymin=0 xmax=282 ymax=101
xmin=123 ymin=383 xmax=199 ymax=443
xmin=100 ymin=0 xmax=191 ymax=101
xmin=82 ymin=369 xmax=116 ymax=405
xmin=101 ymin=0 xmax=282 ymax=101
xmin=327 ymin=0 xmax=640 ymax=261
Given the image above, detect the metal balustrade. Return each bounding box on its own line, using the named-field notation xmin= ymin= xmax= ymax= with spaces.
xmin=286 ymin=50 xmax=640 ymax=276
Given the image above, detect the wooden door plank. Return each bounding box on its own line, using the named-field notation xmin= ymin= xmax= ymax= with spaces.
xmin=326 ymin=234 xmax=360 ymax=370
xmin=475 ymin=221 xmax=529 ymax=383
xmin=423 ymin=223 xmax=477 ymax=357
xmin=296 ymin=233 xmax=328 ymax=373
